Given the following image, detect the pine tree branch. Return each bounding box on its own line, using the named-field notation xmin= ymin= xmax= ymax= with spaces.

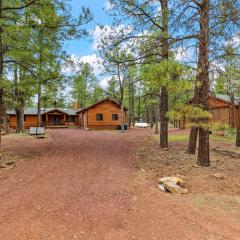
xmin=2 ymin=0 xmax=38 ymax=11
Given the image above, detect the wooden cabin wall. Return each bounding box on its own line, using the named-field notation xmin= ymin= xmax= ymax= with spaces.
xmin=9 ymin=115 xmax=38 ymax=129
xmin=210 ymin=107 xmax=230 ymax=126
xmin=209 ymin=97 xmax=239 ymax=128
xmin=86 ymin=100 xmax=126 ymax=129
xmin=208 ymin=97 xmax=229 ymax=108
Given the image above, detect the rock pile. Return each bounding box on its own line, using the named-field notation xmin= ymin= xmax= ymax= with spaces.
xmin=158 ymin=177 xmax=188 ymax=194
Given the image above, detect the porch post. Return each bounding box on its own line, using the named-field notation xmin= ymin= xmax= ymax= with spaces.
xmin=46 ymin=113 xmax=48 ymax=127
xmin=64 ymin=114 xmax=66 ymax=125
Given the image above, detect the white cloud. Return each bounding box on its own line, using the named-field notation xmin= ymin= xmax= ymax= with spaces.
xmin=104 ymin=1 xmax=114 ymax=11
xmin=225 ymin=35 xmax=240 ymax=47
xmin=175 ymin=46 xmax=194 ymax=62
xmin=100 ymin=76 xmax=111 ymax=89
xmin=80 ymin=54 xmax=103 ymax=75
xmin=91 ymin=24 xmax=132 ymax=50
xmin=65 ymin=54 xmax=103 ymax=76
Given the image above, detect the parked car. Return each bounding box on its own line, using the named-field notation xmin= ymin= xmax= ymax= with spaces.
xmin=135 ymin=122 xmax=148 ymax=128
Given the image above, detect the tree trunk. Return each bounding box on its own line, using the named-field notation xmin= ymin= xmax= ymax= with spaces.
xmin=138 ymin=87 xmax=141 ymax=122
xmin=37 ymin=83 xmax=42 ymax=127
xmin=37 ymin=29 xmax=43 ymax=128
xmin=159 ymin=0 xmax=169 ymax=149
xmin=197 ymin=127 xmax=210 ymax=166
xmin=128 ymin=77 xmax=132 ymax=128
xmin=120 ymin=102 xmax=125 ymax=133
xmin=150 ymin=107 xmax=154 ymax=129
xmin=131 ymin=80 xmax=135 ymax=126
xmin=155 ymin=107 xmax=159 ymax=134
xmin=2 ymin=101 xmax=8 ymax=133
xmin=236 ymin=105 xmax=240 ymax=147
xmin=16 ymin=109 xmax=24 ymax=134
xmin=0 ymin=0 xmax=3 ymax=148
xmin=230 ymin=94 xmax=235 ymax=128
xmin=186 ymin=126 xmax=198 ymax=154
xmin=195 ymin=0 xmax=210 ymax=166
xmin=160 ymin=86 xmax=168 ymax=148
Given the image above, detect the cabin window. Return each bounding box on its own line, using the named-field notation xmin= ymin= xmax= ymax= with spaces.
xmin=96 ymin=113 xmax=103 ymax=121
xmin=68 ymin=116 xmax=75 ymax=122
xmin=24 ymin=116 xmax=26 ymax=122
xmin=112 ymin=114 xmax=118 ymax=121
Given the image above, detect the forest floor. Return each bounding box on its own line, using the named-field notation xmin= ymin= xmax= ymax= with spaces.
xmin=0 ymin=128 xmax=240 ymax=240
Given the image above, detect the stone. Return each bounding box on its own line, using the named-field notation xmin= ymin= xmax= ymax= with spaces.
xmin=159 ymin=177 xmax=184 ymax=187
xmin=163 ymin=180 xmax=188 ymax=194
xmin=158 ymin=184 xmax=166 ymax=192
xmin=211 ymin=173 xmax=224 ymax=179
xmin=4 ymin=160 xmax=15 ymax=166
xmin=176 ymin=174 xmax=187 ymax=180
xmin=216 ymin=131 xmax=224 ymax=136
xmin=192 ymin=164 xmax=199 ymax=168
xmin=0 ymin=164 xmax=7 ymax=169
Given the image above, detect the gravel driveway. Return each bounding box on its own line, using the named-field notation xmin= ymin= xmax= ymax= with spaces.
xmin=0 ymin=129 xmax=239 ymax=240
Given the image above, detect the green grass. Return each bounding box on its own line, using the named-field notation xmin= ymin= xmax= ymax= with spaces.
xmin=152 ymin=130 xmax=236 ymax=144
xmin=211 ymin=134 xmax=235 ymax=143
xmin=169 ymin=134 xmax=189 ymax=142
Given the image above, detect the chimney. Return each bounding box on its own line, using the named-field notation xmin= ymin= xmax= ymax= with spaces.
xmin=73 ymin=102 xmax=79 ymax=111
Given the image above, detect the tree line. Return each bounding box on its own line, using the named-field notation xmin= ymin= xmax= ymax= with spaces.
xmin=2 ymin=0 xmax=240 ymax=168
xmin=95 ymin=0 xmax=240 ymax=167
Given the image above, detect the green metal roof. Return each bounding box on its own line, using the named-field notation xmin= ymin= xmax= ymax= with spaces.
xmin=6 ymin=108 xmax=79 ymax=116
xmin=214 ymin=94 xmax=239 ymax=105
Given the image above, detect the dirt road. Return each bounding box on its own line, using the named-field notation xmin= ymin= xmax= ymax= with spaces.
xmin=0 ymin=129 xmax=240 ymax=240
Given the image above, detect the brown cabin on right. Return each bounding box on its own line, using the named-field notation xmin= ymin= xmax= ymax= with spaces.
xmin=209 ymin=94 xmax=239 ymax=128
xmin=181 ymin=94 xmax=239 ymax=128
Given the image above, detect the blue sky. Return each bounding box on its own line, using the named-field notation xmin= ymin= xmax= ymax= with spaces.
xmin=64 ymin=0 xmax=111 ymax=57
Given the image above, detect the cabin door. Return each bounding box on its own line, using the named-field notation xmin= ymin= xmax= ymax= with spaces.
xmin=54 ymin=116 xmax=60 ymax=125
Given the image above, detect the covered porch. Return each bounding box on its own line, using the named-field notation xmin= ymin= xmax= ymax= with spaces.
xmin=41 ymin=109 xmax=68 ymax=127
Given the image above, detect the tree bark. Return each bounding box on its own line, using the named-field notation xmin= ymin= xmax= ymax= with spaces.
xmin=197 ymin=127 xmax=210 ymax=166
xmin=236 ymin=105 xmax=240 ymax=147
xmin=160 ymin=86 xmax=168 ymax=148
xmin=37 ymin=29 xmax=43 ymax=128
xmin=159 ymin=0 xmax=169 ymax=148
xmin=138 ymin=87 xmax=141 ymax=122
xmin=186 ymin=126 xmax=198 ymax=154
xmin=155 ymin=107 xmax=159 ymax=134
xmin=195 ymin=0 xmax=210 ymax=166
xmin=230 ymin=94 xmax=235 ymax=128
xmin=0 ymin=0 xmax=3 ymax=147
xmin=37 ymin=82 xmax=42 ymax=127
xmin=128 ymin=77 xmax=132 ymax=128
xmin=16 ymin=109 xmax=24 ymax=133
xmin=120 ymin=102 xmax=125 ymax=133
xmin=131 ymin=80 xmax=135 ymax=126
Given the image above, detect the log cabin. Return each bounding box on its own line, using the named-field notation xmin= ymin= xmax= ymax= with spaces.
xmin=208 ymin=94 xmax=239 ymax=128
xmin=7 ymin=108 xmax=79 ymax=129
xmin=6 ymin=98 xmax=127 ymax=130
xmin=77 ymin=98 xmax=127 ymax=130
xmin=181 ymin=94 xmax=239 ymax=128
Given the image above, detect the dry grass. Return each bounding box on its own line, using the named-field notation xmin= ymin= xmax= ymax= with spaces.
xmin=136 ymin=129 xmax=240 ymax=216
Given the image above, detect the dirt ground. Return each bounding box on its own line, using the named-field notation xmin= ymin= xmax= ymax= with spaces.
xmin=0 ymin=128 xmax=240 ymax=240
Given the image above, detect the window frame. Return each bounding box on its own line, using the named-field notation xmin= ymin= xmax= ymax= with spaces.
xmin=96 ymin=113 xmax=103 ymax=121
xmin=112 ymin=114 xmax=118 ymax=121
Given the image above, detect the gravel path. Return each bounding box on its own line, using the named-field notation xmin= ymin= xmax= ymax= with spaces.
xmin=0 ymin=129 xmax=240 ymax=240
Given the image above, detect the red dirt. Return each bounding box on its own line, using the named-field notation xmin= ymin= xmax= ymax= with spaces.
xmin=0 ymin=128 xmax=240 ymax=240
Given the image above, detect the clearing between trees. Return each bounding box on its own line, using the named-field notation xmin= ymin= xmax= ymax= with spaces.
xmin=0 ymin=128 xmax=240 ymax=240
